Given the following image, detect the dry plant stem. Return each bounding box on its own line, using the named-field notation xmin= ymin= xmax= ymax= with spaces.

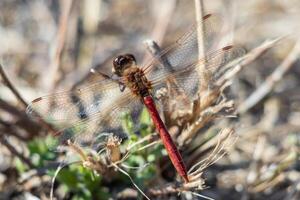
xmin=188 ymin=128 xmax=235 ymax=176
xmin=147 ymin=185 xmax=184 ymax=196
xmin=246 ymin=135 xmax=266 ymax=186
xmin=0 ymin=125 xmax=27 ymax=141
xmin=195 ymin=0 xmax=209 ymax=92
xmin=147 ymin=180 xmax=204 ymax=197
xmin=126 ymin=133 xmax=157 ymax=151
xmin=67 ymin=138 xmax=150 ymax=200
xmin=238 ymin=37 xmax=286 ymax=70
xmin=0 ymin=98 xmax=25 ymax=117
xmin=0 ymin=98 xmax=56 ymax=136
xmin=238 ymin=38 xmax=300 ymax=113
xmin=251 ymin=156 xmax=295 ymax=193
xmin=0 ymin=64 xmax=28 ymax=107
xmin=216 ymin=36 xmax=285 ymax=88
xmin=248 ymin=144 xmax=297 ymax=193
xmin=178 ymin=97 xmax=234 ymax=145
xmin=106 ymin=135 xmax=122 ymax=162
xmin=0 ymin=65 xmax=47 ymax=137
xmin=47 ymin=0 xmax=73 ymax=91
xmin=0 ymin=134 xmax=34 ymax=168
xmin=195 ymin=0 xmax=205 ymax=59
xmin=148 ymin=128 xmax=235 ymax=198
xmin=137 ymin=139 xmax=160 ymax=152
xmin=112 ymin=163 xmax=151 ymax=200
xmin=187 ymin=127 xmax=234 ymax=173
xmin=0 ymin=99 xmax=42 ymax=137
xmin=251 ymin=174 xmax=285 ymax=193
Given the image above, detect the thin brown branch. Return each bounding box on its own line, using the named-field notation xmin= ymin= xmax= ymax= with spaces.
xmin=177 ymin=97 xmax=234 ymax=145
xmin=216 ymin=36 xmax=285 ymax=88
xmin=0 ymin=64 xmax=28 ymax=108
xmin=0 ymin=133 xmax=34 ymax=168
xmin=0 ymin=98 xmax=26 ymax=116
xmin=238 ymin=38 xmax=300 ymax=113
xmin=0 ymin=121 xmax=28 ymax=141
xmin=0 ymin=66 xmax=56 ymax=136
xmin=0 ymin=98 xmax=41 ymax=137
xmin=239 ymin=36 xmax=286 ymax=68
xmin=47 ymin=0 xmax=73 ymax=90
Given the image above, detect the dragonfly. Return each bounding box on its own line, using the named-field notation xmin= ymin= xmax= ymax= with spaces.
xmin=26 ymin=13 xmax=244 ymax=183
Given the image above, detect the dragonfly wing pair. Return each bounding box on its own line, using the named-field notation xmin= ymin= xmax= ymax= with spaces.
xmin=144 ymin=14 xmax=245 ymax=110
xmin=26 ymin=13 xmax=245 ymax=152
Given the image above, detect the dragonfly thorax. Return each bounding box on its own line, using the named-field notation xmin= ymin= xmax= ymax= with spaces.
xmin=123 ymin=66 xmax=152 ymax=97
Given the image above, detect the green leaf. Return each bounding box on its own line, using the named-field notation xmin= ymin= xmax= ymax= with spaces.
xmin=56 ymin=168 xmax=79 ymax=188
xmin=139 ymin=108 xmax=153 ymax=137
xmin=139 ymin=108 xmax=151 ymax=125
xmin=121 ymin=112 xmax=135 ymax=135
xmin=14 ymin=157 xmax=28 ymax=173
xmin=27 ymin=136 xmax=56 ymax=163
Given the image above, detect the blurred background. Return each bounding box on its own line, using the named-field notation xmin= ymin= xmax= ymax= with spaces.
xmin=0 ymin=0 xmax=299 ymax=199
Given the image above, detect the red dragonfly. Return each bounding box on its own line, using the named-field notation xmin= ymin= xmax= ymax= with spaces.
xmin=26 ymin=14 xmax=244 ymax=183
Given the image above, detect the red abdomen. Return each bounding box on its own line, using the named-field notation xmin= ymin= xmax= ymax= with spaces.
xmin=143 ymin=96 xmax=189 ymax=183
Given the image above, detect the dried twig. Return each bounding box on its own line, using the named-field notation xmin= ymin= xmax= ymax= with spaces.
xmin=217 ymin=36 xmax=285 ymax=86
xmin=0 ymin=134 xmax=34 ymax=168
xmin=178 ymin=98 xmax=234 ymax=145
xmin=46 ymin=0 xmax=73 ymax=90
xmin=195 ymin=0 xmax=209 ymax=92
xmin=113 ymin=163 xmax=151 ymax=200
xmin=0 ymin=64 xmax=28 ymax=107
xmin=238 ymin=36 xmax=286 ymax=69
xmin=194 ymin=0 xmax=206 ymax=60
xmin=0 ymin=65 xmax=56 ymax=136
xmin=0 ymin=98 xmax=41 ymax=137
xmin=238 ymin=38 xmax=300 ymax=113
xmin=148 ymin=128 xmax=235 ymax=198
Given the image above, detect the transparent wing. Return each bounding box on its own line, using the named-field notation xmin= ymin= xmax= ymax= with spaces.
xmin=26 ymin=80 xmax=144 ymax=151
xmin=27 ymin=79 xmax=123 ymax=124
xmin=48 ymin=95 xmax=144 ymax=152
xmin=142 ymin=13 xmax=224 ymax=74
xmin=148 ymin=46 xmax=246 ymax=109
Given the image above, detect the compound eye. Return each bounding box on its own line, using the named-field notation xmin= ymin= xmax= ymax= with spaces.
xmin=113 ymin=56 xmax=125 ymax=68
xmin=118 ymin=57 xmax=126 ymax=66
xmin=125 ymin=54 xmax=136 ymax=62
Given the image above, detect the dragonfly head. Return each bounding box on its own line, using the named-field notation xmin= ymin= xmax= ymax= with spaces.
xmin=112 ymin=54 xmax=136 ymax=77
